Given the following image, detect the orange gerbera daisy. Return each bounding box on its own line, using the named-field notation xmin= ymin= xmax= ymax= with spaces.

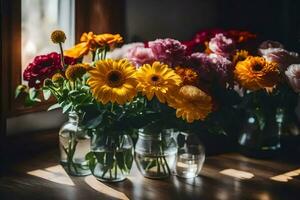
xmin=64 ymin=32 xmax=123 ymax=59
xmin=234 ymin=56 xmax=280 ymax=91
xmin=175 ymin=67 xmax=198 ymax=86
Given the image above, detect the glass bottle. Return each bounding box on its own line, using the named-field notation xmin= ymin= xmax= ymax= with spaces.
xmin=175 ymin=132 xmax=205 ymax=178
xmin=135 ymin=129 xmax=178 ymax=179
xmin=238 ymin=108 xmax=283 ymax=158
xmin=59 ymin=111 xmax=91 ymax=176
xmin=87 ymin=132 xmax=134 ymax=182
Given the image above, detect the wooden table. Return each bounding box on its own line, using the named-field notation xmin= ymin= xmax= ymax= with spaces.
xmin=1 ymin=149 xmax=300 ymax=200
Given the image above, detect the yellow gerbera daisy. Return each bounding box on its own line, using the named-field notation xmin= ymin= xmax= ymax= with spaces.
xmin=233 ymin=50 xmax=249 ymax=65
xmin=87 ymin=59 xmax=137 ymax=105
xmin=136 ymin=61 xmax=182 ymax=103
xmin=234 ymin=56 xmax=280 ymax=91
xmin=169 ymin=85 xmax=212 ymax=123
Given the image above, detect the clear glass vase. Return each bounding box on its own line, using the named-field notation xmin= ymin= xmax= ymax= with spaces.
xmin=59 ymin=111 xmax=91 ymax=176
xmin=87 ymin=133 xmax=134 ymax=182
xmin=175 ymin=132 xmax=205 ymax=178
xmin=238 ymin=108 xmax=283 ymax=158
xmin=135 ymin=129 xmax=178 ymax=179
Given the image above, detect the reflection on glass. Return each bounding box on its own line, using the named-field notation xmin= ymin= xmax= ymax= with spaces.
xmin=21 ymin=0 xmax=75 ymax=83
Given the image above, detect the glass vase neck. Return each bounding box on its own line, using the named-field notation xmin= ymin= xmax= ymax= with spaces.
xmin=68 ymin=111 xmax=79 ymax=123
xmin=138 ymin=128 xmax=174 ymax=140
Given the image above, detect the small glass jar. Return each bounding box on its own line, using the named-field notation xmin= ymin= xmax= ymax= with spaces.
xmin=135 ymin=129 xmax=177 ymax=179
xmin=88 ymin=132 xmax=134 ymax=182
xmin=175 ymin=132 xmax=205 ymax=178
xmin=59 ymin=111 xmax=91 ymax=176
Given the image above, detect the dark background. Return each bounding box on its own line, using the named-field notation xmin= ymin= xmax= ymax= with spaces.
xmin=125 ymin=0 xmax=300 ymax=52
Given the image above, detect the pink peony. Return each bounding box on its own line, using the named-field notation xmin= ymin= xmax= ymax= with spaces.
xmin=258 ymin=41 xmax=300 ymax=71
xmin=208 ymin=33 xmax=235 ymax=57
xmin=285 ymin=64 xmax=300 ymax=93
xmin=187 ymin=53 xmax=233 ymax=89
xmin=148 ymin=38 xmax=187 ymax=67
xmin=125 ymin=46 xmax=155 ymax=67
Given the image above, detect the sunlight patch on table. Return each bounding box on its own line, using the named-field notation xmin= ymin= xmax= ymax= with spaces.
xmin=270 ymin=168 xmax=300 ymax=182
xmin=84 ymin=175 xmax=129 ymax=200
xmin=27 ymin=165 xmax=75 ymax=186
xmin=219 ymin=169 xmax=254 ymax=179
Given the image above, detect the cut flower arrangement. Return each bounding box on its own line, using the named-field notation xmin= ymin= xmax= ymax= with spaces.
xmin=17 ymin=28 xmax=300 ymax=181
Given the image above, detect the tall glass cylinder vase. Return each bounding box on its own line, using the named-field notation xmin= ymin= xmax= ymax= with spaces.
xmin=59 ymin=111 xmax=91 ymax=176
xmin=87 ymin=132 xmax=134 ymax=182
xmin=238 ymin=108 xmax=283 ymax=158
xmin=135 ymin=129 xmax=178 ymax=179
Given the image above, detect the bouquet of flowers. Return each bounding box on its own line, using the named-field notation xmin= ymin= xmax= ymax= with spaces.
xmin=232 ymin=40 xmax=300 ymax=157
xmin=17 ymin=27 xmax=300 ymax=180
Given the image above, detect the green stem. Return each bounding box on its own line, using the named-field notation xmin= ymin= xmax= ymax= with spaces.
xmin=92 ymin=51 xmax=96 ymax=62
xmin=114 ymin=160 xmax=118 ymax=179
xmin=109 ymin=169 xmax=113 ymax=179
xmin=162 ymin=156 xmax=171 ymax=176
xmin=157 ymin=157 xmax=160 ymax=174
xmin=159 ymin=157 xmax=167 ymax=175
xmin=59 ymin=43 xmax=65 ymax=69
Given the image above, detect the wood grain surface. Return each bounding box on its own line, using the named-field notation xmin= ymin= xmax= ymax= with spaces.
xmin=1 ymin=148 xmax=300 ymax=200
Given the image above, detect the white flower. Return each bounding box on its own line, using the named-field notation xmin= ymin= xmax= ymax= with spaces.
xmin=106 ymin=42 xmax=144 ymax=60
xmin=258 ymin=41 xmax=300 ymax=71
xmin=285 ymin=64 xmax=300 ymax=93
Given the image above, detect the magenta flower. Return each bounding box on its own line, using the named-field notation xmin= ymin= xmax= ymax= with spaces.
xmin=285 ymin=64 xmax=300 ymax=93
xmin=23 ymin=52 xmax=76 ymax=89
xmin=125 ymin=46 xmax=155 ymax=67
xmin=208 ymin=33 xmax=235 ymax=57
xmin=148 ymin=38 xmax=187 ymax=67
xmin=187 ymin=53 xmax=233 ymax=89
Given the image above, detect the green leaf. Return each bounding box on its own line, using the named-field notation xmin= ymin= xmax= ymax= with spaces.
xmin=29 ymin=88 xmax=37 ymax=100
xmin=62 ymin=103 xmax=72 ymax=113
xmin=43 ymin=89 xmax=52 ymax=100
xmin=85 ymin=152 xmax=97 ymax=172
xmin=68 ymin=90 xmax=80 ymax=96
xmin=48 ymin=103 xmax=61 ymax=111
xmin=24 ymin=95 xmax=36 ymax=106
xmin=84 ymin=113 xmax=104 ymax=129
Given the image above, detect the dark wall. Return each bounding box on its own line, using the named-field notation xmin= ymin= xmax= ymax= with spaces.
xmin=125 ymin=0 xmax=300 ymax=51
xmin=217 ymin=0 xmax=300 ymax=51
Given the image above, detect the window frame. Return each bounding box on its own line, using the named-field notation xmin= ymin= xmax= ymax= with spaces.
xmin=1 ymin=0 xmax=125 ymax=117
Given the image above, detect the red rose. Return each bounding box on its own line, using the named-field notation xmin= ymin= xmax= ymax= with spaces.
xmin=23 ymin=52 xmax=76 ymax=88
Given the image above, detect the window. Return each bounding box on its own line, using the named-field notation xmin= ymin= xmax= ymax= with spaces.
xmin=21 ymin=0 xmax=75 ymax=83
xmin=1 ymin=0 xmax=124 ymax=117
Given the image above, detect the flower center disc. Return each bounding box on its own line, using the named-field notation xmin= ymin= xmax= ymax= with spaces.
xmin=107 ymin=70 xmax=124 ymax=87
xmin=252 ymin=64 xmax=263 ymax=71
xmin=150 ymin=74 xmax=160 ymax=85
